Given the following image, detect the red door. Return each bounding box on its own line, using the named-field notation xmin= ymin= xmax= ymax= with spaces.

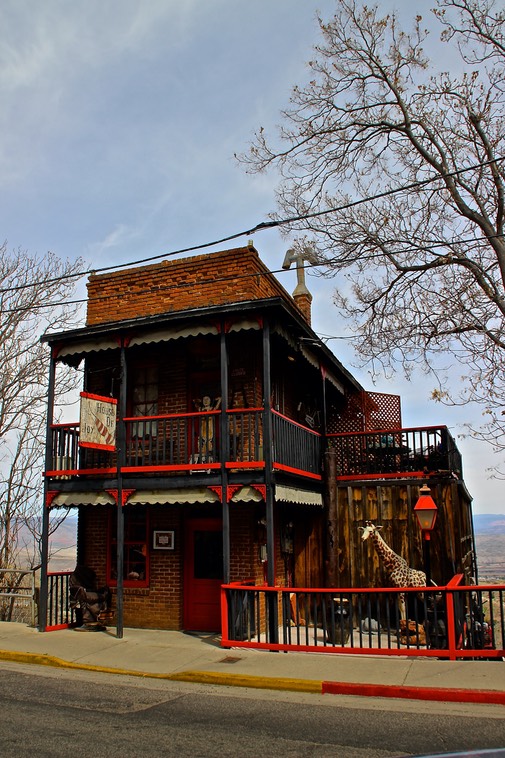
xmin=184 ymin=518 xmax=223 ymax=632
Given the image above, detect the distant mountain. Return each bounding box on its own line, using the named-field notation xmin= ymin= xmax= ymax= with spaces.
xmin=473 ymin=513 xmax=505 ymax=536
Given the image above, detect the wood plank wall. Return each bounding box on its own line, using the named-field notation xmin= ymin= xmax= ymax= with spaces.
xmin=334 ymin=479 xmax=474 ymax=589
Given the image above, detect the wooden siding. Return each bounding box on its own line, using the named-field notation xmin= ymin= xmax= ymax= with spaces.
xmin=333 ymin=481 xmax=474 ymax=590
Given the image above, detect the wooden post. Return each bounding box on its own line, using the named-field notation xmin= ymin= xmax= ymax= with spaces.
xmin=325 ymin=449 xmax=338 ymax=588
xmin=38 ymin=351 xmax=57 ymax=631
xmin=115 ymin=339 xmax=127 ymax=639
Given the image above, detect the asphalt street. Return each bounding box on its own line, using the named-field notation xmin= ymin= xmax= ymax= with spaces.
xmin=1 ymin=661 xmax=505 ymax=758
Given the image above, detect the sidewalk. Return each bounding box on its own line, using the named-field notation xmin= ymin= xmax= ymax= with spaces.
xmin=0 ymin=622 xmax=504 ymax=705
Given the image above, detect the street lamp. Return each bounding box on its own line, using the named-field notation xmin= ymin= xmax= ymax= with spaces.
xmin=414 ymin=484 xmax=438 ymax=585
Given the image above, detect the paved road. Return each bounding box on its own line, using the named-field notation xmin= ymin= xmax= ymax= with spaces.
xmin=1 ymin=662 xmax=504 ymax=757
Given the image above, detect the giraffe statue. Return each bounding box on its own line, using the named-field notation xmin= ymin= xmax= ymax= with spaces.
xmin=359 ymin=521 xmax=426 ymax=619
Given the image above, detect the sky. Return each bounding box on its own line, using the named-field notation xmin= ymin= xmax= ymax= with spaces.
xmin=0 ymin=0 xmax=502 ymax=515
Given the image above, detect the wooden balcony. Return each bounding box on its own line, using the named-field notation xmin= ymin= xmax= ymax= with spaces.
xmin=46 ymin=413 xmax=461 ymax=483
xmin=327 ymin=426 xmax=462 ymax=481
xmin=47 ymin=408 xmax=322 ymax=480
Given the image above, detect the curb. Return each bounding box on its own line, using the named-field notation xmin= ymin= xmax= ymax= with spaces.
xmin=1 ymin=649 xmax=504 ymax=705
xmin=321 ymin=681 xmax=505 ymax=706
xmin=0 ymin=649 xmax=320 ymax=692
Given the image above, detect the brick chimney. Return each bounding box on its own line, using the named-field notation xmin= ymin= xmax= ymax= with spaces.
xmin=293 ymin=290 xmax=313 ymax=325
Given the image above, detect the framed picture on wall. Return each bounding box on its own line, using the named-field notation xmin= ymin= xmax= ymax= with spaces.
xmin=153 ymin=530 xmax=175 ymax=550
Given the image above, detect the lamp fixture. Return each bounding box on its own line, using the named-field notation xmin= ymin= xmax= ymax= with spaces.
xmin=414 ymin=484 xmax=438 ymax=536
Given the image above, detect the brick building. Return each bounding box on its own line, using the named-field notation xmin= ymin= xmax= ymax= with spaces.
xmin=39 ymin=245 xmax=475 ymax=633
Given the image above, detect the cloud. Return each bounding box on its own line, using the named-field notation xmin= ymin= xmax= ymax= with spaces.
xmin=87 ymin=223 xmax=139 ymax=260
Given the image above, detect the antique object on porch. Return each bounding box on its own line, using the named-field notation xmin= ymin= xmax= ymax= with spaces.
xmin=359 ymin=521 xmax=426 ymax=619
xmin=193 ymin=395 xmax=221 ymax=463
xmin=69 ymin=565 xmax=112 ymax=631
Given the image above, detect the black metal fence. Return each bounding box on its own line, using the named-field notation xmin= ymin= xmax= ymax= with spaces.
xmin=46 ymin=571 xmax=75 ymax=630
xmin=271 ymin=411 xmax=321 ymax=475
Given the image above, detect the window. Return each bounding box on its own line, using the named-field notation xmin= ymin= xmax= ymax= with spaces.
xmin=131 ymin=364 xmax=158 ymax=437
xmin=108 ymin=508 xmax=149 ymax=587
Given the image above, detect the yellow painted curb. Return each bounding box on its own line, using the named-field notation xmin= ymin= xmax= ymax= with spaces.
xmin=0 ymin=649 xmax=322 ymax=693
xmin=170 ymin=670 xmax=322 ymax=693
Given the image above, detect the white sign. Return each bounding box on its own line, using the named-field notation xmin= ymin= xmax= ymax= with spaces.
xmin=79 ymin=392 xmax=117 ymax=451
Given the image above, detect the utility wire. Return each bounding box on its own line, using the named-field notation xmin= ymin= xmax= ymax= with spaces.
xmin=0 ymin=154 xmax=503 ymax=297
xmin=5 ymin=224 xmax=504 ymax=318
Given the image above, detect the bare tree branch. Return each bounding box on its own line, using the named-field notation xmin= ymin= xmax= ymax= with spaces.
xmin=0 ymin=243 xmax=83 ymax=570
xmin=238 ymin=0 xmax=505 ymax=469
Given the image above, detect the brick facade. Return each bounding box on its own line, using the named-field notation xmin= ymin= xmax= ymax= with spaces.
xmin=79 ymin=503 xmax=270 ymax=630
xmin=86 ymin=245 xmax=306 ymax=327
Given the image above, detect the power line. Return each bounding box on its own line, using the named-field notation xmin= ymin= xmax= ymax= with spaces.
xmin=5 ymin=222 xmax=504 ymax=318
xmin=0 ymin=154 xmax=503 ymax=298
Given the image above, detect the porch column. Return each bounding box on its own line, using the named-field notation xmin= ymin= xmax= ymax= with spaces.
xmin=220 ymin=323 xmax=230 ymax=584
xmin=38 ymin=350 xmax=57 ymax=631
xmin=262 ymin=319 xmax=278 ymax=641
xmin=320 ymin=367 xmax=338 ymax=587
xmin=115 ymin=338 xmax=128 ymax=638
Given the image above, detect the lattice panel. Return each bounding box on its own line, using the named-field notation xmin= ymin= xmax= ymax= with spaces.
xmin=365 ymin=391 xmax=402 ymax=431
xmin=328 ymin=391 xmax=401 ymax=434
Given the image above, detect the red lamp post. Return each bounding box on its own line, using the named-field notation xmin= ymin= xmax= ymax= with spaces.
xmin=414 ymin=484 xmax=438 ymax=585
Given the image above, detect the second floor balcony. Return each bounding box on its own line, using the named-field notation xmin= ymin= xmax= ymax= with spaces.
xmin=47 ymin=409 xmax=462 ymax=484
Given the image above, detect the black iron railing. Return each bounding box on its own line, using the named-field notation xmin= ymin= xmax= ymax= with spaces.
xmin=271 ymin=410 xmax=321 ymax=475
xmin=47 ymin=408 xmax=320 ymax=477
xmin=46 ymin=571 xmax=75 ymax=630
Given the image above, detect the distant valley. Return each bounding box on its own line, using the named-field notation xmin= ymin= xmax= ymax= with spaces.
xmin=14 ymin=512 xmax=505 ymax=583
xmin=472 ymin=514 xmax=505 ymax=583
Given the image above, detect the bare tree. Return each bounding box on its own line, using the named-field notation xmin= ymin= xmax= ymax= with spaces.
xmin=0 ymin=243 xmax=83 ymax=573
xmin=239 ymin=0 xmax=505 ymax=466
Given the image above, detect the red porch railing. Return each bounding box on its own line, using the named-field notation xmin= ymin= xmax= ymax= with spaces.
xmin=46 ymin=408 xmax=323 ymax=478
xmin=221 ymin=575 xmax=505 ymax=660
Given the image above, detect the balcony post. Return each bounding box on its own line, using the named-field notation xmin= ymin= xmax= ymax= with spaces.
xmin=262 ymin=319 xmax=278 ymax=642
xmin=220 ymin=323 xmax=230 ymax=585
xmin=324 ymin=449 xmax=338 ymax=588
xmin=38 ymin=350 xmax=57 ymax=631
xmin=115 ymin=338 xmax=128 ymax=639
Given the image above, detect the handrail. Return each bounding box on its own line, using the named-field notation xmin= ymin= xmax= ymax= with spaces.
xmin=0 ymin=568 xmax=36 ymax=625
xmin=271 ymin=409 xmax=321 ymax=436
xmin=326 ymin=424 xmax=449 ymax=438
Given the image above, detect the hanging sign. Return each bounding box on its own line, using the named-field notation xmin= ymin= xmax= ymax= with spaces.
xmin=79 ymin=392 xmax=117 ymax=451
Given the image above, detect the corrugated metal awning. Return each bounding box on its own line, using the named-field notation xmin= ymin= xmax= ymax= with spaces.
xmin=55 ymin=320 xmax=264 ymax=361
xmin=50 ymin=485 xmax=268 ymax=507
xmin=51 ymin=491 xmax=116 ymax=507
xmin=275 ymin=484 xmax=323 ymax=507
xmin=58 ymin=338 xmax=119 ymax=360
xmin=129 ymin=323 xmax=218 ymax=347
xmin=128 ymin=488 xmax=220 ymax=505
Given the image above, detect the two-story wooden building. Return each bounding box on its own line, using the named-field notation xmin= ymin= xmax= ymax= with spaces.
xmin=39 ymin=244 xmax=476 ymax=633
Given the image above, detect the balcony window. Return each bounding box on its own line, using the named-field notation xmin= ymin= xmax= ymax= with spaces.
xmin=131 ymin=364 xmax=158 ymax=437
